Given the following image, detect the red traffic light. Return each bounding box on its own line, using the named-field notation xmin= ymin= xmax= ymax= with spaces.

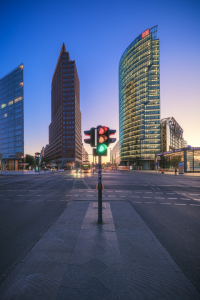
xmin=98 ymin=126 xmax=108 ymax=135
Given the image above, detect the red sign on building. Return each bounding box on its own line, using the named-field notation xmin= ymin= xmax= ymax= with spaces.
xmin=142 ymin=29 xmax=150 ymax=38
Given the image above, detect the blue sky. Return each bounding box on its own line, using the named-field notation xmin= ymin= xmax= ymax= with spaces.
xmin=0 ymin=0 xmax=200 ymax=160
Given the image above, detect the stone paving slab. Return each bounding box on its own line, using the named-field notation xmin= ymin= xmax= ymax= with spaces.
xmin=0 ymin=198 xmax=200 ymax=299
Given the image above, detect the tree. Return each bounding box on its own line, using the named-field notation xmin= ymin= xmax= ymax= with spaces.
xmin=25 ymin=154 xmax=34 ymax=169
xmin=41 ymin=156 xmax=48 ymax=166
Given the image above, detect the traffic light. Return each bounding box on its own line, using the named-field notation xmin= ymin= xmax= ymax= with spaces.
xmin=107 ymin=128 xmax=116 ymax=145
xmin=96 ymin=125 xmax=108 ymax=156
xmin=84 ymin=127 xmax=95 ymax=147
xmin=95 ymin=126 xmax=117 ymax=156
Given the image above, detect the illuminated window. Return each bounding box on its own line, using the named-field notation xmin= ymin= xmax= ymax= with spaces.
xmin=4 ymin=113 xmax=7 ymax=118
xmin=15 ymin=97 xmax=22 ymax=103
xmin=8 ymin=101 xmax=13 ymax=106
xmin=1 ymin=103 xmax=6 ymax=109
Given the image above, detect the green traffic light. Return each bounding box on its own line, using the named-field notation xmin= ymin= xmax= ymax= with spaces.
xmin=97 ymin=144 xmax=107 ymax=153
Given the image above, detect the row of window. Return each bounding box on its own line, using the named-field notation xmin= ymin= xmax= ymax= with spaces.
xmin=63 ymin=109 xmax=74 ymax=113
xmin=63 ymin=97 xmax=74 ymax=101
xmin=63 ymin=92 xmax=74 ymax=96
xmin=63 ymin=136 xmax=74 ymax=139
xmin=63 ymin=103 xmax=74 ymax=107
xmin=63 ymin=119 xmax=74 ymax=124
xmin=62 ymin=121 xmax=74 ymax=126
xmin=63 ymin=131 xmax=74 ymax=134
xmin=63 ymin=125 xmax=74 ymax=129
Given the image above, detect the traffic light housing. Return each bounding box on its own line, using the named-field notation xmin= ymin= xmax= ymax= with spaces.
xmin=84 ymin=127 xmax=95 ymax=147
xmin=107 ymin=128 xmax=116 ymax=145
xmin=96 ymin=125 xmax=108 ymax=156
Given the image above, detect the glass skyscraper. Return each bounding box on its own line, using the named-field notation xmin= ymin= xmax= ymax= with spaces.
xmin=119 ymin=26 xmax=160 ymax=170
xmin=0 ymin=64 xmax=24 ymax=169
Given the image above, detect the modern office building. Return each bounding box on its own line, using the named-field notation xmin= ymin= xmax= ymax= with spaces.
xmin=0 ymin=64 xmax=24 ymax=170
xmin=119 ymin=26 xmax=160 ymax=170
xmin=156 ymin=147 xmax=200 ymax=172
xmin=45 ymin=44 xmax=82 ymax=168
xmin=161 ymin=117 xmax=187 ymax=152
xmin=82 ymin=143 xmax=88 ymax=162
xmin=110 ymin=141 xmax=120 ymax=165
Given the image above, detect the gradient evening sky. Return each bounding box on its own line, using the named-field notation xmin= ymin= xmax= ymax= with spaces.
xmin=0 ymin=0 xmax=200 ymax=162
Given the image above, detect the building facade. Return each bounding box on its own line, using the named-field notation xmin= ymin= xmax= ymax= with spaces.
xmin=0 ymin=64 xmax=24 ymax=170
xmin=161 ymin=117 xmax=187 ymax=152
xmin=110 ymin=141 xmax=120 ymax=165
xmin=156 ymin=147 xmax=200 ymax=172
xmin=119 ymin=26 xmax=160 ymax=170
xmin=82 ymin=143 xmax=88 ymax=162
xmin=45 ymin=44 xmax=82 ymax=168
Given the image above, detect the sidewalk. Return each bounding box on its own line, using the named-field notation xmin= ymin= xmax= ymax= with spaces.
xmin=0 ymin=197 xmax=200 ymax=299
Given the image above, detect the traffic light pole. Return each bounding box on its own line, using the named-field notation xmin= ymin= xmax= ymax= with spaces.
xmin=98 ymin=155 xmax=102 ymax=224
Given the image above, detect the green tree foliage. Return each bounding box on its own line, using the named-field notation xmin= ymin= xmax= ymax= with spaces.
xmin=41 ymin=156 xmax=48 ymax=166
xmin=25 ymin=154 xmax=34 ymax=168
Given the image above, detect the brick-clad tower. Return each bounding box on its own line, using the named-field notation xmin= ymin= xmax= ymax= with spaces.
xmin=45 ymin=43 xmax=82 ymax=168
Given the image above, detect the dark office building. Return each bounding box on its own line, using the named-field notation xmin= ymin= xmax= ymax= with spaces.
xmin=45 ymin=44 xmax=82 ymax=168
xmin=0 ymin=64 xmax=24 ymax=170
xmin=119 ymin=26 xmax=160 ymax=170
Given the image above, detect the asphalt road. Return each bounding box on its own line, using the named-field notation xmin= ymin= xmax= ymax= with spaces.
xmin=0 ymin=170 xmax=200 ymax=293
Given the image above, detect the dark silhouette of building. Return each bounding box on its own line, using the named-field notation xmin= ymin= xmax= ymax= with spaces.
xmin=45 ymin=44 xmax=82 ymax=168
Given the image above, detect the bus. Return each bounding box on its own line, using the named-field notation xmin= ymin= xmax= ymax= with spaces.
xmin=82 ymin=161 xmax=92 ymax=173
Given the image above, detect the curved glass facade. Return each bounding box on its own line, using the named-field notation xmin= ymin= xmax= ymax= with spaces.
xmin=119 ymin=26 xmax=160 ymax=169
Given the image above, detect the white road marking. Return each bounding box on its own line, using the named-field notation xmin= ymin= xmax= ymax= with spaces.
xmin=160 ymin=203 xmax=171 ymax=205
xmin=143 ymin=197 xmax=151 ymax=198
xmin=168 ymin=198 xmax=177 ymax=199
xmin=189 ymin=194 xmax=199 ymax=195
xmin=175 ymin=204 xmax=186 ymax=205
xmin=180 ymin=198 xmax=191 ymax=200
xmin=155 ymin=197 xmax=165 ymax=199
xmin=193 ymin=199 xmax=200 ymax=201
xmin=145 ymin=202 xmax=156 ymax=204
xmin=190 ymin=204 xmax=200 ymax=206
